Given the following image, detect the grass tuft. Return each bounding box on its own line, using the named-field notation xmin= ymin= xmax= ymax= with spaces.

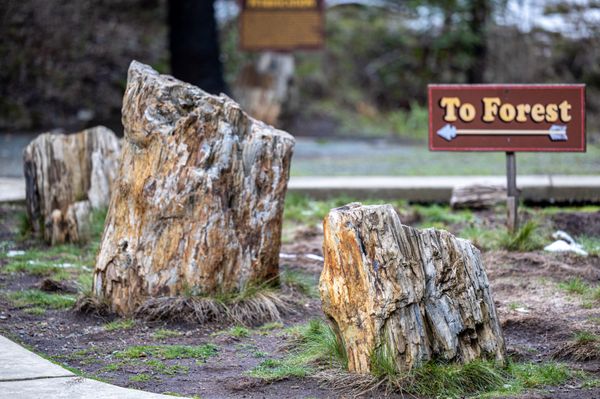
xmin=136 ymin=282 xmax=297 ymax=326
xmin=554 ymin=331 xmax=600 ymax=361
xmin=248 ymin=319 xmax=347 ymax=381
xmin=499 ymin=221 xmax=544 ymax=251
xmin=281 ymin=269 xmax=318 ymax=297
xmin=115 ymin=344 xmax=217 ymax=361
xmin=152 ymin=329 xmax=182 ymax=340
xmin=129 ymin=373 xmax=152 ymax=383
xmin=104 ymin=319 xmax=135 ymax=332
xmin=559 ymin=277 xmax=589 ymax=296
xmin=7 ymin=289 xmax=76 ymax=310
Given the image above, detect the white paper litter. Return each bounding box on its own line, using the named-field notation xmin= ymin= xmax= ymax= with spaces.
xmin=544 ymin=231 xmax=588 ymax=256
xmin=6 ymin=250 xmax=25 ymax=257
xmin=305 ymin=254 xmax=324 ymax=262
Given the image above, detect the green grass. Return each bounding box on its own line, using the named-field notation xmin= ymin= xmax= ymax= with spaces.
xmin=574 ymin=330 xmax=600 ymax=344
xmin=7 ymin=289 xmax=76 ymax=310
xmin=102 ymin=362 xmax=123 ymax=372
xmin=370 ymin=348 xmax=573 ymax=398
xmin=281 ymin=269 xmax=318 ymax=297
xmin=115 ymin=344 xmax=218 ymax=361
xmin=413 ymin=204 xmax=473 ymax=228
xmin=260 ymin=322 xmax=577 ymax=397
xmin=2 ymin=260 xmax=69 ymax=280
xmin=104 ymin=319 xmax=135 ymax=332
xmin=506 ymin=362 xmax=571 ymax=389
xmin=315 ymin=99 xmax=429 ymax=142
xmin=23 ymin=306 xmax=46 ymax=315
xmin=459 ymin=220 xmax=546 ymax=252
xmin=579 ymin=235 xmax=600 ymax=257
xmin=283 ymin=193 xmax=406 ymax=226
xmin=248 ymin=319 xmax=347 ymax=381
xmin=498 ymin=221 xmax=545 ymax=251
xmin=221 ymin=326 xmax=251 ymax=338
xmin=559 ymin=277 xmax=590 ymax=296
xmin=146 ymin=359 xmax=189 ymax=375
xmin=129 ymin=373 xmax=152 ymax=383
xmin=152 ymin=329 xmax=182 ymax=340
xmin=249 ymin=358 xmax=309 ymax=380
xmin=556 ymin=278 xmax=600 ymax=309
xmin=258 ymin=322 xmax=284 ymax=331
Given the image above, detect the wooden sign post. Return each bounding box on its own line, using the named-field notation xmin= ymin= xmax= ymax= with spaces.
xmin=428 ymin=84 xmax=586 ymax=232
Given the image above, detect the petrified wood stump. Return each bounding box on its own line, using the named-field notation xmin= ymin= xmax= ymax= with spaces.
xmin=23 ymin=126 xmax=120 ymax=244
xmin=93 ymin=61 xmax=295 ymax=315
xmin=320 ymin=203 xmax=505 ymax=374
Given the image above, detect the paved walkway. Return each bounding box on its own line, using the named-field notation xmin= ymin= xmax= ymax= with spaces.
xmin=2 ymin=175 xmax=599 ymax=203
xmin=0 ymin=335 xmax=187 ymax=399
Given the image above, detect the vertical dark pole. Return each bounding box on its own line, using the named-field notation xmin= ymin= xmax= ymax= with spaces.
xmin=168 ymin=0 xmax=227 ymax=95
xmin=506 ymin=151 xmax=518 ymax=233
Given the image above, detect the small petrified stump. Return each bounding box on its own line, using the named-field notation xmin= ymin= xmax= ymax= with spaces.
xmin=23 ymin=126 xmax=120 ymax=244
xmin=450 ymin=183 xmax=506 ymax=209
xmin=93 ymin=61 xmax=295 ymax=315
xmin=320 ymin=203 xmax=505 ymax=374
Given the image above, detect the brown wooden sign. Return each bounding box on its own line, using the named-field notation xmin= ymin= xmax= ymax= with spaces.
xmin=428 ymin=84 xmax=586 ymax=152
xmin=239 ymin=0 xmax=324 ymax=51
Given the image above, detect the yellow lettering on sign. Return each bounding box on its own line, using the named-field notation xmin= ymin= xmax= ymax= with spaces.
xmin=482 ymin=97 xmax=501 ymax=122
xmin=440 ymin=97 xmax=461 ymax=122
xmin=439 ymin=96 xmax=574 ymax=124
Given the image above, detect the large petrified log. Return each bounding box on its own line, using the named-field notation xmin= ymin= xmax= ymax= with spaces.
xmin=93 ymin=61 xmax=295 ymax=315
xmin=320 ymin=203 xmax=505 ymax=374
xmin=23 ymin=126 xmax=120 ymax=244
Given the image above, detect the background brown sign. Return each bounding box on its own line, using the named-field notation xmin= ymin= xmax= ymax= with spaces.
xmin=428 ymin=84 xmax=586 ymax=152
xmin=239 ymin=0 xmax=324 ymax=51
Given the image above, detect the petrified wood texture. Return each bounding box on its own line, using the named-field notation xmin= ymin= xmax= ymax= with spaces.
xmin=320 ymin=203 xmax=505 ymax=374
xmin=23 ymin=126 xmax=120 ymax=244
xmin=450 ymin=183 xmax=506 ymax=209
xmin=93 ymin=61 xmax=295 ymax=315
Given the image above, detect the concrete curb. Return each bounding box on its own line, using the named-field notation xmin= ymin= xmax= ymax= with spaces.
xmin=1 ymin=175 xmax=599 ymax=204
xmin=288 ymin=175 xmax=600 ymax=203
xmin=0 ymin=335 xmax=188 ymax=399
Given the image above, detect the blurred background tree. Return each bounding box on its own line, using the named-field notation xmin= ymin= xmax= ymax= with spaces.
xmin=0 ymin=0 xmax=598 ymax=140
xmin=168 ymin=0 xmax=227 ymax=94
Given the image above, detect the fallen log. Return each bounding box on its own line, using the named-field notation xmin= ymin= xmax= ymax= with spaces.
xmin=92 ymin=61 xmax=295 ymax=315
xmin=320 ymin=203 xmax=505 ymax=374
xmin=23 ymin=126 xmax=120 ymax=244
xmin=450 ymin=183 xmax=506 ymax=209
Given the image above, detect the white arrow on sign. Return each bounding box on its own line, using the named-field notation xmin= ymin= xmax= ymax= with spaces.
xmin=436 ymin=124 xmax=568 ymax=142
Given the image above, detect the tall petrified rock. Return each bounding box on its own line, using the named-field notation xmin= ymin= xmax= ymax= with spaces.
xmin=23 ymin=126 xmax=120 ymax=244
xmin=93 ymin=61 xmax=295 ymax=315
xmin=320 ymin=203 xmax=505 ymax=374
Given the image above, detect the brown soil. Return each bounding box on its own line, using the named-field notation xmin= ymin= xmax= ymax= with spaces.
xmin=552 ymin=211 xmax=600 ymax=237
xmin=1 ymin=204 xmax=600 ymax=398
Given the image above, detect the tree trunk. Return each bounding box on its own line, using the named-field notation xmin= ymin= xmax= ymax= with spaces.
xmin=466 ymin=0 xmax=490 ymax=83
xmin=233 ymin=52 xmax=295 ymax=126
xmin=92 ymin=61 xmax=295 ymax=316
xmin=450 ymin=183 xmax=506 ymax=209
xmin=168 ymin=0 xmax=227 ymax=95
xmin=23 ymin=126 xmax=120 ymax=244
xmin=320 ymin=203 xmax=505 ymax=374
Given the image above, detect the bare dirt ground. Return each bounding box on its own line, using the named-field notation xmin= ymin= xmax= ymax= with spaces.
xmin=1 ymin=203 xmax=600 ymax=398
